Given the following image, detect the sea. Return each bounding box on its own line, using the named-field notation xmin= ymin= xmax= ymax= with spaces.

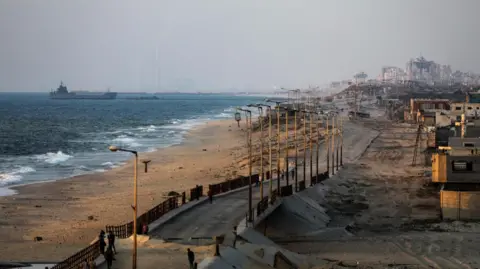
xmin=0 ymin=92 xmax=271 ymax=195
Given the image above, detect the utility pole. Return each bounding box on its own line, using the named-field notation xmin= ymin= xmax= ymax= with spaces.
xmin=315 ymin=112 xmax=320 ymax=185
xmin=237 ymin=108 xmax=253 ymax=222
xmin=284 ymin=108 xmax=289 ymax=186
xmin=354 ymin=77 xmax=359 ymax=119
xmin=326 ymin=117 xmax=330 ymax=175
xmin=294 ymin=109 xmax=298 ymax=191
xmin=303 ymin=111 xmax=307 ymax=184
xmin=340 ymin=115 xmax=343 ymax=167
xmin=331 ymin=115 xmax=335 ymax=175
xmin=309 ymin=111 xmax=314 ymax=181
xmin=248 ymin=104 xmax=265 ymax=199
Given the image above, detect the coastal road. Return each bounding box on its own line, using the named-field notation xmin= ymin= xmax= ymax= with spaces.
xmin=149 ymin=119 xmax=380 ymax=241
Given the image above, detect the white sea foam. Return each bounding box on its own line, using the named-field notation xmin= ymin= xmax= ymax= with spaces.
xmin=101 ymin=161 xmax=115 ymax=167
xmin=0 ymin=166 xmax=36 ymax=186
xmin=138 ymin=125 xmax=157 ymax=132
xmin=34 ymin=151 xmax=73 ymax=164
xmin=164 ymin=119 xmax=203 ymax=131
xmin=113 ymin=135 xmax=141 ymax=147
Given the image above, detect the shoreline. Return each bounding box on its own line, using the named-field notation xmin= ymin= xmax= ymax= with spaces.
xmin=0 ymin=118 xmax=248 ymax=261
xmin=0 ymin=118 xmax=218 ymax=197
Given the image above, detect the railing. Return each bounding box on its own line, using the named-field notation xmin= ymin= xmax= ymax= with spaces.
xmin=316 ymin=171 xmax=329 ymax=183
xmin=50 ymin=240 xmax=100 ymax=269
xmin=270 ymin=189 xmax=277 ymax=204
xmin=256 ymin=196 xmax=269 ymax=216
xmin=54 ymin=171 xmax=267 ymax=268
xmin=280 ymin=185 xmax=293 ymax=197
xmin=298 ymin=180 xmax=306 ymax=191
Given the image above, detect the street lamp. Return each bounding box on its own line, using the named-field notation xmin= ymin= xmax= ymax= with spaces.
xmin=281 ymin=107 xmax=298 ymax=190
xmin=248 ymin=103 xmax=275 ymax=199
xmin=236 ymin=108 xmax=253 ymax=222
xmin=247 ymin=104 xmax=265 ymax=199
xmin=265 ymin=99 xmax=287 ymax=195
xmin=325 ymin=117 xmax=330 ymax=176
xmin=108 ymin=145 xmax=139 ymax=269
xmin=315 ymin=113 xmax=322 ymax=185
xmin=331 ymin=114 xmax=336 ymax=175
xmin=340 ymin=115 xmax=344 ymax=167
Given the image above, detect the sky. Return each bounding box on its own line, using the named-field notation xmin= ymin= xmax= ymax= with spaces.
xmin=0 ymin=0 xmax=480 ymax=92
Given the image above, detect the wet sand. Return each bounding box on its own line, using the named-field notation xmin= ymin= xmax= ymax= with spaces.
xmin=0 ymin=119 xmax=249 ymax=261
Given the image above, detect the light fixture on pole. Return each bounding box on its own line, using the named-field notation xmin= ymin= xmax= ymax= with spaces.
xmin=108 ymin=145 xmax=144 ymax=269
xmin=247 ymin=104 xmax=264 ymax=199
xmin=331 ymin=115 xmax=336 ymax=175
xmin=265 ymin=99 xmax=287 ymax=195
xmin=236 ymin=108 xmax=253 ymax=222
xmin=252 ymin=103 xmax=274 ymax=199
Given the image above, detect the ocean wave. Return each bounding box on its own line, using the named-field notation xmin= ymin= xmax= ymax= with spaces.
xmin=137 ymin=125 xmax=158 ymax=132
xmin=113 ymin=135 xmax=141 ymax=147
xmin=214 ymin=112 xmax=233 ymax=118
xmin=0 ymin=166 xmax=36 ymax=186
xmin=101 ymin=161 xmax=115 ymax=167
xmin=34 ymin=151 xmax=72 ymax=164
xmin=162 ymin=119 xmax=202 ymax=131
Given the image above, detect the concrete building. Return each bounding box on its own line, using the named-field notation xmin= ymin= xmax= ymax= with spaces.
xmin=407 ymin=98 xmax=451 ymax=123
xmin=432 ymin=135 xmax=480 ymax=220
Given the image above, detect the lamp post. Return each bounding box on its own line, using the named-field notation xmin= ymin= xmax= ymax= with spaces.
xmin=266 ymin=99 xmax=286 ymax=195
xmin=302 ymin=110 xmax=307 ymax=184
xmin=315 ymin=113 xmax=321 ymax=185
xmin=254 ymin=104 xmax=273 ymax=198
xmin=108 ymin=146 xmax=139 ymax=269
xmin=247 ymin=104 xmax=264 ymax=199
xmin=325 ymin=117 xmax=330 ymax=175
xmin=336 ymin=116 xmax=339 ymax=171
xmin=340 ymin=115 xmax=344 ymax=167
xmin=309 ymin=111 xmax=314 ymax=183
xmin=236 ymin=108 xmax=253 ymax=222
xmin=331 ymin=115 xmax=336 ymax=175
xmin=300 ymin=110 xmax=315 ymax=186
xmin=283 ymin=107 xmax=289 ymax=186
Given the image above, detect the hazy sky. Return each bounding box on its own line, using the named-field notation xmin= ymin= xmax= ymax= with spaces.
xmin=1 ymin=0 xmax=479 ymax=92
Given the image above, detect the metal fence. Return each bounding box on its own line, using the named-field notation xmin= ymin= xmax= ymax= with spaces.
xmin=50 ymin=240 xmax=100 ymax=269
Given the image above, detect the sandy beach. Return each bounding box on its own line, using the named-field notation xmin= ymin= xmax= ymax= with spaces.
xmin=0 ymin=119 xmax=251 ymax=261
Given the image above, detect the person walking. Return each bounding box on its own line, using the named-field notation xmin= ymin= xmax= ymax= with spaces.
xmin=99 ymin=230 xmax=106 ymax=255
xmin=104 ymin=245 xmax=114 ymax=269
xmin=232 ymin=226 xmax=238 ymax=248
xmin=208 ymin=189 xmax=213 ymax=204
xmin=187 ymin=248 xmax=195 ymax=269
xmin=107 ymin=231 xmax=116 ymax=254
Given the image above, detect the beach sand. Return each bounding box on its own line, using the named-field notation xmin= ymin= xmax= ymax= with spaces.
xmin=0 ymin=119 xmax=250 ymax=261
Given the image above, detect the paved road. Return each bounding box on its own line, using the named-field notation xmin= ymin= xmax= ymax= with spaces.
xmin=149 ymin=120 xmax=379 ymax=240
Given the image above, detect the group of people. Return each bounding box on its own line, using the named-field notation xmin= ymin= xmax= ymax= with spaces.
xmin=98 ymin=230 xmax=117 ymax=269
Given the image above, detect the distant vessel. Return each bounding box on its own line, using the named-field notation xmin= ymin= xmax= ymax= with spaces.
xmin=50 ymin=81 xmax=117 ymax=100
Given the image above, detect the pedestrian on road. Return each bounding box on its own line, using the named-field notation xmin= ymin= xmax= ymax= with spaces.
xmin=232 ymin=226 xmax=238 ymax=248
xmin=99 ymin=230 xmax=106 ymax=255
xmin=208 ymin=189 xmax=213 ymax=204
xmin=107 ymin=231 xmax=116 ymax=254
xmin=104 ymin=245 xmax=114 ymax=269
xmin=291 ymin=169 xmax=294 ymax=178
xmin=142 ymin=223 xmax=149 ymax=235
xmin=187 ymin=248 xmax=195 ymax=269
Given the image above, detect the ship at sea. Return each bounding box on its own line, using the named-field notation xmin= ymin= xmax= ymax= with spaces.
xmin=50 ymin=81 xmax=117 ymax=100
